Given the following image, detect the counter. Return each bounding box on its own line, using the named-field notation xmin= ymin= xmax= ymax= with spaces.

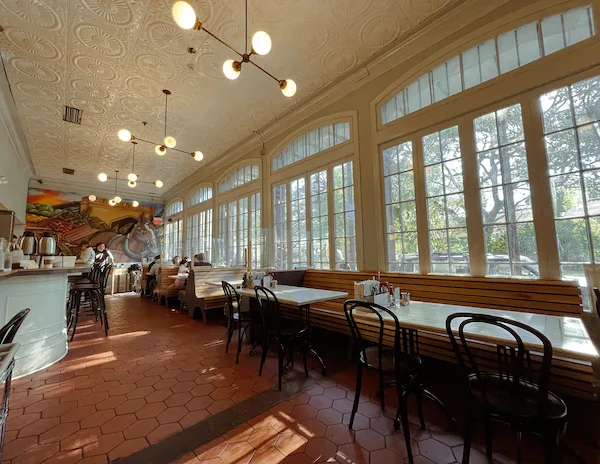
xmin=0 ymin=265 xmax=88 ymax=378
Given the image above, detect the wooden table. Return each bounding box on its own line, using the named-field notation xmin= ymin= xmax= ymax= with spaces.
xmin=362 ymin=301 xmax=599 ymax=362
xmin=237 ymin=285 xmax=348 ymax=373
xmin=167 ymin=274 xmax=189 ymax=280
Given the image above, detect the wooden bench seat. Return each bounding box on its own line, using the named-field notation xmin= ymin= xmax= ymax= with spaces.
xmin=283 ymin=270 xmax=595 ymax=399
xmin=179 ymin=268 xmax=246 ymax=323
xmin=153 ymin=266 xmax=181 ymax=305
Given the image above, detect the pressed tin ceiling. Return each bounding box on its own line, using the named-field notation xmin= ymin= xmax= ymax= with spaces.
xmin=0 ymin=0 xmax=455 ymax=193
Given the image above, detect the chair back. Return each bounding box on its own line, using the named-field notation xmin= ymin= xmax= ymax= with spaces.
xmin=222 ymin=281 xmax=241 ymax=325
xmin=594 ymin=288 xmax=600 ymax=318
xmin=99 ymin=264 xmax=113 ymax=292
xmin=254 ymin=286 xmax=290 ymax=337
xmin=343 ymin=300 xmax=419 ymax=366
xmin=445 ymin=312 xmax=553 ymax=418
xmin=0 ymin=309 xmax=30 ymax=344
xmin=88 ymin=262 xmax=102 ymax=284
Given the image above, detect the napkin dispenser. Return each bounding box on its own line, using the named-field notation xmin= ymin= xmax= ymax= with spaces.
xmin=354 ymin=280 xmax=390 ymax=305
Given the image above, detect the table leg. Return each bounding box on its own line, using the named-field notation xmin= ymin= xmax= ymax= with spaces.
xmin=301 ymin=304 xmax=327 ymax=376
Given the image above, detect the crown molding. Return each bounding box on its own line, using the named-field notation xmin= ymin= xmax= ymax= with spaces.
xmin=165 ymin=0 xmax=510 ymax=200
xmin=0 ymin=53 xmax=35 ymax=177
xmin=29 ymin=177 xmax=165 ymax=203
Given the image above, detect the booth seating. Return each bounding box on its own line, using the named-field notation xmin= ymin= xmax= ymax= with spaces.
xmin=179 ymin=268 xmax=247 ymax=323
xmin=152 ymin=266 xmax=180 ymax=305
xmin=276 ymin=270 xmax=594 ymax=400
xmin=140 ymin=264 xmax=149 ymax=296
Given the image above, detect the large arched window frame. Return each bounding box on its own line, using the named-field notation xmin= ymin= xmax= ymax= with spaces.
xmin=164 ymin=199 xmax=184 ymax=262
xmin=185 ymin=184 xmax=214 ymax=262
xmin=371 ymin=2 xmax=600 ymax=291
xmin=268 ymin=112 xmax=362 ymax=270
xmin=215 ymin=161 xmax=262 ymax=268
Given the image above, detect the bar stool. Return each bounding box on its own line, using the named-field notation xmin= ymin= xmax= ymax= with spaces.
xmin=0 ymin=308 xmax=30 ymax=344
xmin=344 ymin=300 xmax=452 ymax=464
xmin=68 ymin=264 xmax=112 ymax=341
xmin=446 ymin=312 xmax=572 ymax=464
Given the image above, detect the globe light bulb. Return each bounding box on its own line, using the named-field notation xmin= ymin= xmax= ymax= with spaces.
xmin=132 ymin=201 xmax=139 ymax=207
xmin=117 ymin=129 xmax=132 ymax=142
xmin=108 ymin=199 xmax=116 ymax=206
xmin=98 ymin=172 xmax=108 ymax=182
xmin=114 ymin=196 xmax=122 ymax=204
xmin=164 ymin=136 xmax=177 ymax=148
xmin=155 ymin=145 xmax=166 ymax=156
xmin=128 ymin=180 xmax=137 ymax=188
xmin=155 ymin=180 xmax=163 ymax=188
xmin=172 ymin=1 xmax=197 ymax=30
xmin=88 ymin=195 xmax=96 ymax=202
xmin=193 ymin=151 xmax=204 ymax=161
xmin=281 ymin=79 xmax=297 ymax=97
xmin=127 ymin=173 xmax=137 ymax=182
xmin=252 ymin=31 xmax=272 ymax=55
xmin=223 ymin=60 xmax=241 ymax=80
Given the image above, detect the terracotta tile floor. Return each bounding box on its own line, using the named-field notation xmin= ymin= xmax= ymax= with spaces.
xmin=169 ymin=365 xmax=597 ymax=464
xmin=4 ymin=293 xmax=276 ymax=464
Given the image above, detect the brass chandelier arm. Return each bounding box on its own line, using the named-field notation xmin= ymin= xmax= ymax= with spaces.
xmin=202 ymin=27 xmax=245 ymax=59
xmin=130 ymin=136 xmax=196 ymax=156
xmin=248 ymin=59 xmax=280 ymax=83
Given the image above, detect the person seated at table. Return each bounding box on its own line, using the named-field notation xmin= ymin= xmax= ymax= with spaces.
xmin=172 ymin=255 xmax=181 ymax=265
xmin=76 ymin=240 xmax=95 ymax=265
xmin=194 ymin=252 xmax=211 ymax=266
xmin=95 ymin=242 xmax=114 ymax=265
xmin=145 ymin=255 xmax=161 ymax=296
xmin=178 ymin=258 xmax=190 ymax=275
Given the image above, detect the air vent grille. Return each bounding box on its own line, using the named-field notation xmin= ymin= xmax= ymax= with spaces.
xmin=63 ymin=106 xmax=82 ymax=124
xmin=62 ymin=168 xmax=75 ymax=175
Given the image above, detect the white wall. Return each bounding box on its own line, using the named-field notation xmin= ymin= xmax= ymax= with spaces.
xmin=0 ymin=57 xmax=33 ymax=225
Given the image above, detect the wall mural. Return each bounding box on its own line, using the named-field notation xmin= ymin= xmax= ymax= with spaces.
xmin=26 ymin=188 xmax=164 ymax=263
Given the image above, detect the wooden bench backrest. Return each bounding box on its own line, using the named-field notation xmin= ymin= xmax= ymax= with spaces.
xmin=157 ymin=266 xmax=180 ymax=289
xmin=187 ymin=268 xmax=247 ymax=297
xmin=303 ymin=270 xmax=583 ymax=316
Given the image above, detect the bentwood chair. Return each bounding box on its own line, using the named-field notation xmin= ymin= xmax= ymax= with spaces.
xmin=223 ymin=281 xmax=262 ymax=364
xmin=254 ymin=285 xmax=310 ymax=390
xmin=446 ymin=312 xmax=569 ymax=464
xmin=0 ymin=308 xmax=30 ymax=344
xmin=344 ymin=299 xmax=438 ymax=464
xmin=593 ymin=288 xmax=600 ymax=318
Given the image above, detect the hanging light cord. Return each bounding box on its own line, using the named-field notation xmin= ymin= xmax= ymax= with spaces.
xmin=164 ymin=92 xmax=168 ymax=139
xmin=132 ymin=143 xmax=136 ymax=173
xmin=114 ymin=171 xmax=118 ymax=197
xmin=245 ymin=0 xmax=248 ymax=54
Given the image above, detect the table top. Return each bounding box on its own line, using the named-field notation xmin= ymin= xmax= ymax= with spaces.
xmin=167 ymin=274 xmax=189 ymax=280
xmin=0 ymin=265 xmax=89 ymax=282
xmin=205 ymin=279 xmax=243 ymax=287
xmin=237 ymin=285 xmax=348 ymax=306
xmin=353 ymin=300 xmax=598 ymax=361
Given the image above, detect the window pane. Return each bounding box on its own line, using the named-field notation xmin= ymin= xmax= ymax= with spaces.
xmin=462 ymin=46 xmax=481 ymax=89
xmin=516 ymin=22 xmax=540 ymax=65
xmin=333 ymin=161 xmax=356 ymax=270
xmin=542 ymin=14 xmax=565 ymax=55
xmin=498 ymin=31 xmax=518 ymax=73
xmin=563 ymin=7 xmax=592 ymax=46
xmin=479 ymin=39 xmax=499 ymax=82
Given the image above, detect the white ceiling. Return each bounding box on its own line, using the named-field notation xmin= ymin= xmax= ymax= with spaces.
xmin=0 ymin=0 xmax=454 ymax=194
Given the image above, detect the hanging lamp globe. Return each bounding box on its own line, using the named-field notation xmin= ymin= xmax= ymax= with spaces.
xmin=223 ymin=60 xmax=241 ymax=80
xmin=164 ymin=136 xmax=177 ymax=148
xmin=252 ymin=31 xmax=272 ymax=55
xmin=154 ymin=180 xmax=164 ymax=188
xmin=132 ymin=201 xmax=139 ymax=207
xmin=114 ymin=196 xmax=122 ymax=204
xmin=172 ymin=1 xmax=199 ymax=30
xmin=193 ymin=151 xmax=204 ymax=161
xmin=127 ymin=173 xmax=137 ymax=182
xmin=88 ymin=195 xmax=96 ymax=202
xmin=118 ymin=129 xmax=132 ymax=142
xmin=155 ymin=145 xmax=167 ymax=156
xmin=128 ymin=180 xmax=137 ymax=188
xmin=98 ymin=173 xmax=108 ymax=182
xmin=108 ymin=199 xmax=116 ymax=206
xmin=280 ymin=79 xmax=297 ymax=97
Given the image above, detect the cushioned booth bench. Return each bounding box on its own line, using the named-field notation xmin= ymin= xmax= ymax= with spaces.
xmin=179 ymin=268 xmax=247 ymax=323
xmin=276 ymin=269 xmax=596 ymax=399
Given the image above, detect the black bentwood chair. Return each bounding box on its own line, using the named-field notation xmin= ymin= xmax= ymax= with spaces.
xmin=223 ymin=281 xmax=262 ymax=364
xmin=0 ymin=308 xmax=30 ymax=344
xmin=344 ymin=300 xmax=451 ymax=464
xmin=446 ymin=312 xmax=570 ymax=464
xmin=254 ymin=285 xmax=310 ymax=390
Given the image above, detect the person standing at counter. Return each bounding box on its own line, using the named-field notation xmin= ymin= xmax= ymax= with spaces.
xmin=95 ymin=242 xmax=114 ymax=265
xmin=76 ymin=240 xmax=96 ymax=265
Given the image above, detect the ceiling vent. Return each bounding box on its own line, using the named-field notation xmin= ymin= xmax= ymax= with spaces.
xmin=62 ymin=168 xmax=75 ymax=175
xmin=63 ymin=106 xmax=82 ymax=124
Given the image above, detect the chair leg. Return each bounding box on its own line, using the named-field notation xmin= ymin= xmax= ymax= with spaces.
xmin=462 ymin=404 xmax=475 ymax=464
xmin=70 ymin=300 xmax=80 ymax=342
xmin=400 ymin=386 xmax=415 ymax=464
xmin=259 ymin=334 xmax=270 ymax=376
xmin=543 ymin=422 xmax=565 ymax=464
xmin=349 ymin=363 xmax=362 ymax=429
xmin=378 ymin=370 xmax=385 ymax=412
xmin=484 ymin=414 xmax=493 ymax=462
xmin=302 ymin=339 xmax=309 ymax=377
xmin=278 ymin=344 xmax=284 ymax=391
xmin=225 ymin=320 xmax=234 ymax=354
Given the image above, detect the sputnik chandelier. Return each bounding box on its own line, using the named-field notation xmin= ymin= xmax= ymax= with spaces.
xmin=172 ymin=0 xmax=297 ymax=97
xmin=116 ymin=90 xmax=204 ymax=161
xmin=97 ymin=141 xmax=164 ymax=189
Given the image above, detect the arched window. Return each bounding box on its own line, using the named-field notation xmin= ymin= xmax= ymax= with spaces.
xmin=187 ymin=186 xmax=212 ymax=208
xmin=272 ymin=122 xmax=350 ymax=171
xmin=381 ymin=5 xmax=595 ymax=125
xmin=164 ymin=200 xmax=184 ymax=261
xmin=218 ymin=165 xmax=259 ymax=194
xmin=270 ymin=116 xmax=358 ymax=271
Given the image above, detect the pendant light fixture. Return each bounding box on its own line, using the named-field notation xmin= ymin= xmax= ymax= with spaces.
xmin=116 ymin=91 xmax=204 ymax=160
xmin=128 ymin=141 xmax=138 ymax=187
xmin=172 ymin=0 xmax=297 ymax=97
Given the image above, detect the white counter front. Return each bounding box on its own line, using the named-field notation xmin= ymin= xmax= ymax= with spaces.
xmin=0 ymin=266 xmax=88 ymax=378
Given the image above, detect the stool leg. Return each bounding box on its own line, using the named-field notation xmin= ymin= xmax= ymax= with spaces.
xmin=70 ymin=297 xmax=80 ymax=342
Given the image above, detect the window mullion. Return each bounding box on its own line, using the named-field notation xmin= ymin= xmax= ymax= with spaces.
xmin=413 ymin=135 xmax=430 ymax=274
xmin=459 ymin=117 xmax=486 ymax=277
xmin=327 ymin=166 xmax=335 ymax=270
xmin=522 ymin=97 xmax=560 ymax=279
